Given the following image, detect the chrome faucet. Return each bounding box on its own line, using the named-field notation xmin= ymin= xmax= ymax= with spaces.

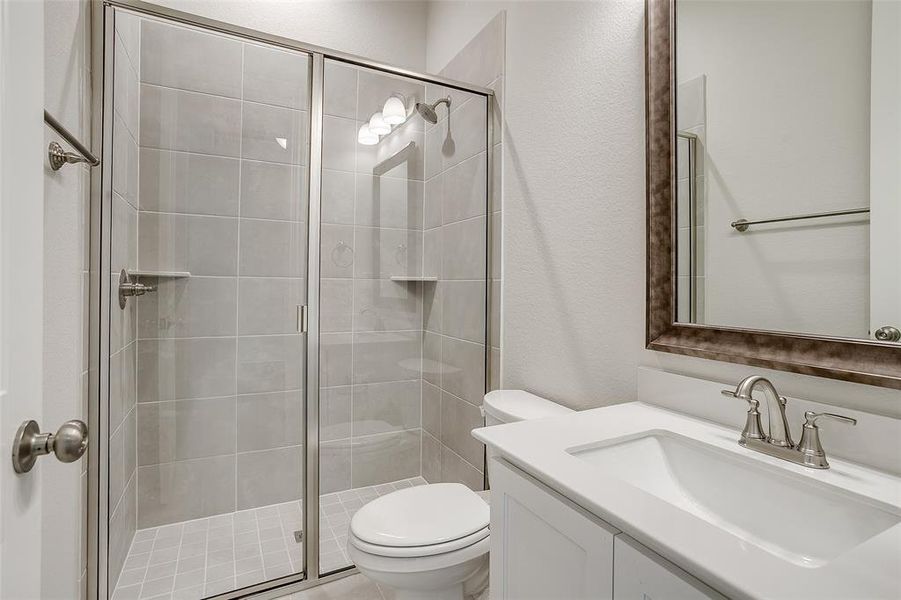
xmin=722 ymin=376 xmax=857 ymax=469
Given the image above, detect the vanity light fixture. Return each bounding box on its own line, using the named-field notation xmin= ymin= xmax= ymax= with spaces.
xmin=382 ymin=96 xmax=407 ymax=125
xmin=358 ymin=123 xmax=378 ymax=145
xmin=369 ymin=111 xmax=391 ymax=135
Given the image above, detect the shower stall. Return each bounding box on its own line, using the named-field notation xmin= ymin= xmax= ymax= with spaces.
xmin=89 ymin=3 xmax=494 ymax=599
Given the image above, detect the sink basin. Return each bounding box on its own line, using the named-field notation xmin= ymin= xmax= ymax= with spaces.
xmin=568 ymin=430 xmax=900 ymax=567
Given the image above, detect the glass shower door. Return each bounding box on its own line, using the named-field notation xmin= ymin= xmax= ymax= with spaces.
xmin=316 ymin=59 xmax=489 ymax=575
xmin=105 ymin=9 xmax=311 ymax=598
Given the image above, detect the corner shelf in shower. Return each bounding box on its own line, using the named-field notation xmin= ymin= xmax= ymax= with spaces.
xmin=390 ymin=276 xmax=438 ymax=282
xmin=127 ymin=270 xmax=192 ymax=279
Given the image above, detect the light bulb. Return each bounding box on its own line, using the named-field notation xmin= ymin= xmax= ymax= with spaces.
xmin=369 ymin=112 xmax=390 ymax=135
xmin=382 ymin=96 xmax=406 ymax=125
xmin=358 ymin=123 xmax=378 ymax=145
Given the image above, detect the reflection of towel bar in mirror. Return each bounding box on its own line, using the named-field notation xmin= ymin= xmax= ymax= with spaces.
xmin=731 ymin=207 xmax=870 ymax=232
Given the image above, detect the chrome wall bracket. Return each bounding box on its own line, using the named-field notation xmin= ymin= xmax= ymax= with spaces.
xmin=12 ymin=419 xmax=89 ymax=474
xmin=48 ymin=141 xmax=93 ymax=171
xmin=118 ymin=269 xmax=156 ymax=309
xmin=44 ymin=109 xmax=100 ymax=170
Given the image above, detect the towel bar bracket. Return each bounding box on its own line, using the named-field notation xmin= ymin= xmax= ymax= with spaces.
xmin=43 ymin=109 xmax=100 ymax=170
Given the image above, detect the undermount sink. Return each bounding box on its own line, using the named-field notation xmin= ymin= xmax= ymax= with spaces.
xmin=567 ymin=430 xmax=901 ymax=567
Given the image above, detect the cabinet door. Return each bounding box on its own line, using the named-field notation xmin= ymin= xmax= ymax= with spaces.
xmin=491 ymin=458 xmax=618 ymax=600
xmin=613 ymin=535 xmax=726 ymax=600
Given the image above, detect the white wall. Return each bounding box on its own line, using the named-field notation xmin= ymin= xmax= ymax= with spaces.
xmin=152 ymin=0 xmax=429 ymax=71
xmin=678 ymin=0 xmax=871 ymax=339
xmin=1 ymin=2 xmax=46 ymax=597
xmin=426 ymin=0 xmax=901 ymax=418
xmin=43 ymin=0 xmax=91 ymax=597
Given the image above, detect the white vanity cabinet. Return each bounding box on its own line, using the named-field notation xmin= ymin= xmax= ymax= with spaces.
xmin=491 ymin=458 xmax=726 ymax=600
xmin=613 ymin=535 xmax=726 ymax=600
xmin=490 ymin=459 xmax=618 ymax=599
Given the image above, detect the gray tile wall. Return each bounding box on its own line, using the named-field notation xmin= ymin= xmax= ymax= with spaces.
xmin=108 ymin=10 xmax=141 ymax=589
xmin=421 ymin=12 xmax=505 ymax=490
xmin=132 ymin=18 xmax=311 ymax=528
xmin=319 ymin=60 xmax=430 ymax=493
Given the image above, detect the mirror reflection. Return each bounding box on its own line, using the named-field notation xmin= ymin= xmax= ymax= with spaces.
xmin=674 ymin=0 xmax=899 ymax=343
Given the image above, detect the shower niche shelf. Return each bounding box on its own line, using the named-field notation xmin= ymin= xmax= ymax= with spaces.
xmin=390 ymin=276 xmax=438 ymax=282
xmin=127 ymin=270 xmax=192 ymax=279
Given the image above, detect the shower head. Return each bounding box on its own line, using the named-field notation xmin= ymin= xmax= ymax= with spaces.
xmin=414 ymin=97 xmax=451 ymax=124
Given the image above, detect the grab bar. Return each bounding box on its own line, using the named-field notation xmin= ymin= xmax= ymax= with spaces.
xmin=731 ymin=207 xmax=870 ymax=232
xmin=44 ymin=110 xmax=100 ymax=170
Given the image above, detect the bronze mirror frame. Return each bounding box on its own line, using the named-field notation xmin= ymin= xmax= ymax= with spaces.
xmin=645 ymin=0 xmax=901 ymax=389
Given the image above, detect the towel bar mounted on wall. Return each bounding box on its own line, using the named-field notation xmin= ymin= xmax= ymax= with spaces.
xmin=44 ymin=109 xmax=100 ymax=170
xmin=731 ymin=207 xmax=870 ymax=232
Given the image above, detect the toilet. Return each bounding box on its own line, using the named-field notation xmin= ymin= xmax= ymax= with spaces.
xmin=347 ymin=390 xmax=573 ymax=600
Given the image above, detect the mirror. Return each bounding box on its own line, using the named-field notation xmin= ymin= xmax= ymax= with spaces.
xmin=673 ymin=0 xmax=900 ymax=344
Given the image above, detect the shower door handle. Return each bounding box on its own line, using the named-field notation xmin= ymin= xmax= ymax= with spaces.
xmin=12 ymin=419 xmax=88 ymax=473
xmin=297 ymin=305 xmax=308 ymax=333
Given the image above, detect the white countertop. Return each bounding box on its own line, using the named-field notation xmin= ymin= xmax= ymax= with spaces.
xmin=473 ymin=402 xmax=901 ymax=600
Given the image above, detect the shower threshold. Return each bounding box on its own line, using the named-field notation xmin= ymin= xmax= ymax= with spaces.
xmin=112 ymin=476 xmax=427 ymax=600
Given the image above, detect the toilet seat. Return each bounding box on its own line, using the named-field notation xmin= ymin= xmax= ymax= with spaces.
xmin=349 ymin=525 xmax=489 ymax=558
xmin=350 ymin=483 xmax=489 ymax=550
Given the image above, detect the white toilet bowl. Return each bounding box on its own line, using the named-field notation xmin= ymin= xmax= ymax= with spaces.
xmin=348 ymin=483 xmax=490 ymax=600
xmin=347 ymin=391 xmax=573 ymax=600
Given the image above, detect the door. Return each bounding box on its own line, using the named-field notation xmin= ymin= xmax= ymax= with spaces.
xmin=0 ymin=0 xmax=47 ymax=597
xmin=490 ymin=459 xmax=617 ymax=599
xmin=869 ymin=0 xmax=901 ymax=342
xmin=613 ymin=535 xmax=725 ymax=600
xmin=100 ymin=8 xmax=313 ymax=599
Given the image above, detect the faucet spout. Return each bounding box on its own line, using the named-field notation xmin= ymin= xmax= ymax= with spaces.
xmin=731 ymin=376 xmax=794 ymax=448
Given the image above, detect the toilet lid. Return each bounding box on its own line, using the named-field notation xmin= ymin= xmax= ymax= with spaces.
xmin=350 ymin=483 xmax=489 ymax=547
xmin=349 ymin=525 xmax=489 ymax=558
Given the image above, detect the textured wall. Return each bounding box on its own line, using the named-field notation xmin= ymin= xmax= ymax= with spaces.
xmin=427 ymin=1 xmax=647 ymax=410
xmin=152 ymin=0 xmax=429 ymax=72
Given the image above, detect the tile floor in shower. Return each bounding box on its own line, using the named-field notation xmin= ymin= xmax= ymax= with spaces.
xmin=112 ymin=477 xmax=427 ymax=600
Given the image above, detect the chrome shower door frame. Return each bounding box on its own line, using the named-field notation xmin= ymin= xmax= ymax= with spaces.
xmin=88 ymin=1 xmax=496 ymax=598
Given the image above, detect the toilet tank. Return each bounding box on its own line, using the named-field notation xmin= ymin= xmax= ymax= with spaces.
xmin=483 ymin=389 xmax=573 ymax=426
xmin=482 ymin=390 xmax=573 ymax=484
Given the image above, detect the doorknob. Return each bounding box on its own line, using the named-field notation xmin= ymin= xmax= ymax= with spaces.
xmin=874 ymin=326 xmax=901 ymax=342
xmin=12 ymin=419 xmax=88 ymax=474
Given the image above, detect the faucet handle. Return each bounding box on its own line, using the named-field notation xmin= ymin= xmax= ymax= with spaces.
xmin=721 ymin=389 xmax=766 ymax=442
xmin=797 ymin=411 xmax=857 ymax=469
xmin=803 ymin=411 xmax=857 ymax=427
xmin=721 ymin=388 xmax=752 ymax=403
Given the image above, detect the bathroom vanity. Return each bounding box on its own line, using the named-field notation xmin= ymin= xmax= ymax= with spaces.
xmin=488 ymin=457 xmax=723 ymax=600
xmin=474 ymin=397 xmax=901 ymax=599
